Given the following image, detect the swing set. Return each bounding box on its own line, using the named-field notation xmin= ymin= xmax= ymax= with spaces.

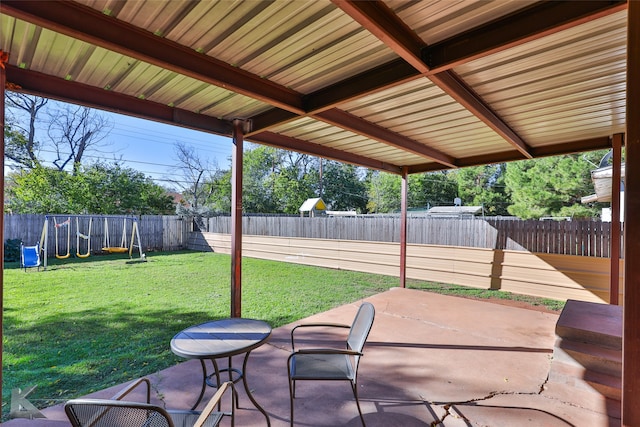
xmin=33 ymin=215 xmax=144 ymax=270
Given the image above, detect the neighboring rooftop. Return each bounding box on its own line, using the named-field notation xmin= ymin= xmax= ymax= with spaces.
xmin=426 ymin=205 xmax=483 ymax=218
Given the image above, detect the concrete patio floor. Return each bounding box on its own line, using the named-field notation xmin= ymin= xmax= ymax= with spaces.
xmin=6 ymin=287 xmax=619 ymax=426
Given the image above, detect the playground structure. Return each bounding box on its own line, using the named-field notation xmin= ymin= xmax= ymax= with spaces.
xmin=30 ymin=215 xmax=145 ymax=269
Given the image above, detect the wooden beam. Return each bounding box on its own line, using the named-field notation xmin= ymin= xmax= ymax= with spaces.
xmin=230 ymin=120 xmax=244 ymax=318
xmin=5 ymin=66 xmax=234 ymax=136
xmin=248 ymin=109 xmax=300 ymax=136
xmin=0 ymin=48 xmax=7 ymax=415
xmin=429 ymin=71 xmax=532 ymax=158
xmin=315 ymin=109 xmax=457 ymax=168
xmin=249 ymin=59 xmax=420 ymax=134
xmin=332 ymin=0 xmax=532 ymax=159
xmin=250 ymin=131 xmax=402 ymax=175
xmin=0 ymin=0 xmax=304 ymax=114
xmin=304 ymin=59 xmax=420 ymax=114
xmin=426 ymin=1 xmax=628 ymax=73
xmin=400 ymin=167 xmax=408 ymax=288
xmin=610 ymin=133 xmax=623 ymax=306
xmin=253 ymin=1 xmax=627 ymax=133
xmin=331 ymin=1 xmax=427 ymax=73
xmin=623 ymin=0 xmax=640 ymax=424
xmin=408 ymin=136 xmax=614 ymax=174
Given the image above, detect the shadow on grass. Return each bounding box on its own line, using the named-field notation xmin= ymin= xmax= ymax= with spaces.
xmin=1 ymin=298 xmax=295 ymax=421
xmin=4 ymin=250 xmax=203 ymax=271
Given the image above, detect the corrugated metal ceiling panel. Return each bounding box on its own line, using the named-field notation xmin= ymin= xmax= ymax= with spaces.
xmin=1 ymin=0 xmax=630 ymax=172
xmin=340 ymin=78 xmax=510 ymax=158
xmin=390 ymin=0 xmax=536 ymax=45
xmin=456 ymin=10 xmax=627 ymax=147
xmin=2 ymin=14 xmax=273 ymax=120
xmin=271 ymin=117 xmax=430 ymax=166
xmin=206 ymin=1 xmax=397 ymax=94
xmin=1 ymin=16 xmax=37 ymax=68
xmin=80 ymin=0 xmax=399 ymax=94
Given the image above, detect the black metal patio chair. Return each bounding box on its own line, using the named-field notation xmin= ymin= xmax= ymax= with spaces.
xmin=65 ymin=377 xmax=234 ymax=427
xmin=287 ymin=301 xmax=375 ymax=426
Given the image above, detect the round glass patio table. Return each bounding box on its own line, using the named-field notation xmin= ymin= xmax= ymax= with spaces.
xmin=171 ymin=318 xmax=272 ymax=425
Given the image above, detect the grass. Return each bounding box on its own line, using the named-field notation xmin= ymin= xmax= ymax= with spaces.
xmin=1 ymin=250 xmax=564 ymax=420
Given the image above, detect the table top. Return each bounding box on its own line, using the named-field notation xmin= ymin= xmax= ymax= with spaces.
xmin=171 ymin=318 xmax=272 ymax=359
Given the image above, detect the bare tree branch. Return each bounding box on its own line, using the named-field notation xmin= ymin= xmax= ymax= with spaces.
xmin=4 ymin=92 xmax=47 ymax=169
xmin=47 ymin=104 xmax=113 ymax=174
xmin=170 ymin=141 xmax=217 ymax=210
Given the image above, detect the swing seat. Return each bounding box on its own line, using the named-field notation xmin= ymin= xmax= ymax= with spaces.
xmin=102 ymin=247 xmax=128 ymax=253
xmin=21 ymin=244 xmax=41 ymax=271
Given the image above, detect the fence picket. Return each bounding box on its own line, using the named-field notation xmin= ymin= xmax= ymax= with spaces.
xmin=3 ymin=214 xmax=622 ymax=259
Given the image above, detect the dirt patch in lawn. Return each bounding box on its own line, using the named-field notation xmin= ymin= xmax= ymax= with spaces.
xmin=468 ymin=296 xmax=562 ymax=314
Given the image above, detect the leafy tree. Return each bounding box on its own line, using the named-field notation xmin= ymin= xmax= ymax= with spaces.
xmin=205 ymin=169 xmax=232 ymax=214
xmin=504 ymin=152 xmax=607 ymax=219
xmin=366 ymin=170 xmax=457 ymax=213
xmin=6 ymin=163 xmax=173 ymax=215
xmin=80 ymin=163 xmax=174 ymax=214
xmin=408 ymin=171 xmax=458 ymax=209
xmin=454 ymin=164 xmax=510 ymax=215
xmin=6 ymin=167 xmax=77 ymax=213
xmin=320 ymin=161 xmax=367 ymax=212
xmin=366 ymin=171 xmax=401 ymax=213
xmin=242 ymin=145 xmax=280 ymax=213
xmin=270 ymin=151 xmax=318 ymax=214
xmin=206 ymin=148 xmax=373 ymax=215
xmin=4 ymin=122 xmax=40 ymax=169
xmin=272 ymin=163 xmax=317 ymax=214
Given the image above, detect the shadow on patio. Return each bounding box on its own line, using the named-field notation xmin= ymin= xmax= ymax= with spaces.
xmin=6 ymin=288 xmax=619 ymax=426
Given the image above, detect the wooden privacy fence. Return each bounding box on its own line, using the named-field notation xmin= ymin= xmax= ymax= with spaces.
xmin=4 ymin=214 xmax=619 ymax=258
xmin=203 ymin=216 xmax=619 ymax=258
xmin=189 ymin=233 xmax=621 ymax=304
xmin=4 ymin=214 xmax=191 ymax=257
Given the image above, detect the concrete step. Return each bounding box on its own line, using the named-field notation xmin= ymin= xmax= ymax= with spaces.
xmin=543 ymin=380 xmax=621 ymax=419
xmin=555 ymin=300 xmax=622 ymax=350
xmin=547 ymin=300 xmax=623 ymax=416
xmin=548 ymin=359 xmax=622 ymax=401
xmin=553 ymin=338 xmax=622 ymax=378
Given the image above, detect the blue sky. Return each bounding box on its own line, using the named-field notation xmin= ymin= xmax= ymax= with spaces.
xmin=101 ymin=112 xmax=233 ymax=187
xmin=6 ymin=99 xmax=233 ymax=189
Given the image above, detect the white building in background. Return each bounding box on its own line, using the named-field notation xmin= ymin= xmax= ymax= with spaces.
xmin=581 ymin=163 xmax=625 ymax=222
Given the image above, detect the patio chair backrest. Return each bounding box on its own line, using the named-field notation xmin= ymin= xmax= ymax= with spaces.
xmin=65 ymin=399 xmax=174 ymax=427
xmin=347 ymin=302 xmax=375 ymax=354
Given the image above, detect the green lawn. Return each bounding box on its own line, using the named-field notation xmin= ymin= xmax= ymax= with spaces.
xmin=1 ymin=250 xmax=563 ymax=419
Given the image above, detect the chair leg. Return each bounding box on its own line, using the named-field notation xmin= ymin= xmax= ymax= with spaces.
xmin=288 ymin=373 xmax=295 ymax=426
xmin=351 ymin=381 xmax=366 ymax=427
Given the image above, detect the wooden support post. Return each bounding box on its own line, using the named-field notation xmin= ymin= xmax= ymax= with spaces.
xmin=230 ymin=120 xmax=244 ymax=318
xmin=623 ymin=1 xmax=640 ymax=424
xmin=399 ymin=167 xmax=408 ymax=288
xmin=610 ymin=133 xmax=622 ymax=305
xmin=0 ymin=49 xmax=7 ymax=412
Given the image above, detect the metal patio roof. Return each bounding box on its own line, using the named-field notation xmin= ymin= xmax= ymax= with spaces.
xmin=0 ymin=0 xmax=628 ymax=175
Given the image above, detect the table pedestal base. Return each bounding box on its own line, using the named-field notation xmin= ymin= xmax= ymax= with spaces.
xmin=193 ymin=353 xmax=271 ymax=426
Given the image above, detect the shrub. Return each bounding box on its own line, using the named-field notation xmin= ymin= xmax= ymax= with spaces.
xmin=4 ymin=238 xmax=22 ymax=262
